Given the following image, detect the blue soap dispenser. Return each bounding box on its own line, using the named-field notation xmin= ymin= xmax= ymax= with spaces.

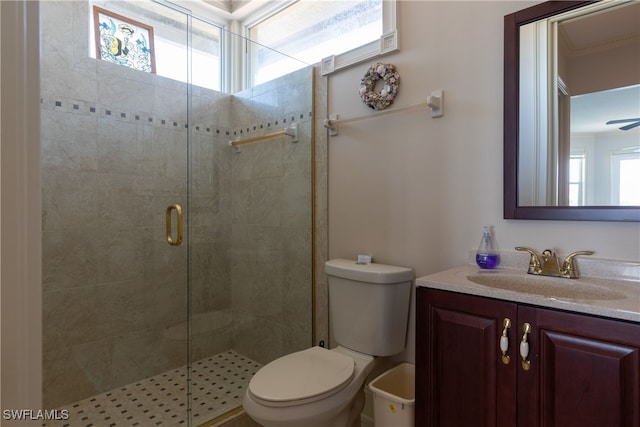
xmin=476 ymin=225 xmax=499 ymax=269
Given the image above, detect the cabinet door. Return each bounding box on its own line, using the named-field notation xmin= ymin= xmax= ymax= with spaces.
xmin=416 ymin=288 xmax=518 ymax=427
xmin=518 ymin=305 xmax=640 ymax=427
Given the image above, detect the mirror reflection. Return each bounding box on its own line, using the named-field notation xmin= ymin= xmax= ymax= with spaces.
xmin=518 ymin=1 xmax=640 ymax=207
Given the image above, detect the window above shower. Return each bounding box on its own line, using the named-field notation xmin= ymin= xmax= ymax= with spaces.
xmin=88 ymin=0 xmax=395 ymax=91
xmin=90 ymin=1 xmax=222 ymax=91
xmin=245 ymin=0 xmax=394 ymax=84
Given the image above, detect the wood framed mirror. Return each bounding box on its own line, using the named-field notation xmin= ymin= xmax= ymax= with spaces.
xmin=504 ymin=1 xmax=640 ymax=221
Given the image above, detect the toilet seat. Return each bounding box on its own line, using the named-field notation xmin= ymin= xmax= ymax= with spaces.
xmin=248 ymin=346 xmax=355 ymax=407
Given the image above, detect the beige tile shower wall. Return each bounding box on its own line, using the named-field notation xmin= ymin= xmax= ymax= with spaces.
xmin=40 ymin=0 xmax=230 ymax=408
xmin=188 ymin=87 xmax=235 ymax=362
xmin=226 ymin=68 xmax=315 ymax=364
xmin=40 ymin=90 xmax=192 ymax=408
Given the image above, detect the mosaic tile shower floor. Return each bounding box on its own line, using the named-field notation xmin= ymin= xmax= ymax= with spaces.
xmin=43 ymin=350 xmax=262 ymax=427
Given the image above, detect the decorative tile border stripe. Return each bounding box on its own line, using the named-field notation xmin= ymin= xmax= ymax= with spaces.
xmin=228 ymin=111 xmax=313 ymax=139
xmin=41 ymin=96 xmax=312 ymax=140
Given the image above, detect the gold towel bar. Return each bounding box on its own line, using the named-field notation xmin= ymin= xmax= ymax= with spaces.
xmin=229 ymin=123 xmax=298 ymax=148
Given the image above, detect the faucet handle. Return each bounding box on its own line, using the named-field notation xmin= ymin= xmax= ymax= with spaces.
xmin=540 ymin=249 xmax=561 ymax=276
xmin=561 ymin=250 xmax=594 ymax=278
xmin=515 ymin=247 xmax=542 ymax=274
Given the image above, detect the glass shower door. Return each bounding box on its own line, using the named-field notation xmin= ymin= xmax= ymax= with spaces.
xmin=40 ymin=2 xmax=315 ymax=425
xmin=40 ymin=0 xmax=192 ymax=424
xmin=184 ymin=26 xmax=315 ymax=424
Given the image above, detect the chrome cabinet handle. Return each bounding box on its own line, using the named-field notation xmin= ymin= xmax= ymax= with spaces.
xmin=520 ymin=322 xmax=532 ymax=371
xmin=166 ymin=204 xmax=183 ymax=246
xmin=500 ymin=318 xmax=511 ymax=365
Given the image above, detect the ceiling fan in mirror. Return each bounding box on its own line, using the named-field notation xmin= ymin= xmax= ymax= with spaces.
xmin=606 ymin=117 xmax=640 ymax=131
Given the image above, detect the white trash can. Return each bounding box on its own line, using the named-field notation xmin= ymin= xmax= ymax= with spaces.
xmin=368 ymin=363 xmax=415 ymax=427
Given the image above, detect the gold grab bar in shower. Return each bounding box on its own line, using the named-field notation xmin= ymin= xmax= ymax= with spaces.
xmin=166 ymin=204 xmax=183 ymax=246
xmin=228 ymin=123 xmax=298 ymax=148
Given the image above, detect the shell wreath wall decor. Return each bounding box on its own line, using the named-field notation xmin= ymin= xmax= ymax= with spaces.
xmin=359 ymin=62 xmax=399 ymax=110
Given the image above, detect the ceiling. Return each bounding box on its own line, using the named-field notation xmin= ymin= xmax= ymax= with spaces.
xmin=559 ymin=1 xmax=640 ymax=135
xmin=572 ymin=85 xmax=640 ymax=134
xmin=202 ymin=0 xmax=253 ymax=14
xmin=559 ymin=1 xmax=640 ymax=54
xmin=184 ymin=0 xmax=281 ymax=21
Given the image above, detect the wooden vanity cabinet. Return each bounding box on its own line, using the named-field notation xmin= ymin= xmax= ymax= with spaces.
xmin=416 ymin=287 xmax=640 ymax=427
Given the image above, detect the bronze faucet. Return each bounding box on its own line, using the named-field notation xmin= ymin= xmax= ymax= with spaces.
xmin=561 ymin=250 xmax=596 ymax=278
xmin=515 ymin=247 xmax=594 ymax=279
xmin=514 ymin=247 xmax=542 ymax=275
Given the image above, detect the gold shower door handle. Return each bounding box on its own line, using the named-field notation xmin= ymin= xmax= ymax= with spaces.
xmin=166 ymin=204 xmax=183 ymax=246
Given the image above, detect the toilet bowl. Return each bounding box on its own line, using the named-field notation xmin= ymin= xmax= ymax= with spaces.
xmin=242 ymin=346 xmax=376 ymax=427
xmin=242 ymin=259 xmax=413 ymax=427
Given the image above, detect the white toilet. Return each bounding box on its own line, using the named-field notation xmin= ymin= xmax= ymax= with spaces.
xmin=243 ymin=258 xmax=413 ymax=427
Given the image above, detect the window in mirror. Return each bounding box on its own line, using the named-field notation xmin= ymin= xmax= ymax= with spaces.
xmin=569 ymin=153 xmax=585 ymax=206
xmin=571 ymin=85 xmax=640 ymax=206
xmin=612 ymin=152 xmax=640 ymax=205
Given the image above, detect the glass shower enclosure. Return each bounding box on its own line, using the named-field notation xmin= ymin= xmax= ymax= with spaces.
xmin=40 ymin=1 xmax=313 ymax=425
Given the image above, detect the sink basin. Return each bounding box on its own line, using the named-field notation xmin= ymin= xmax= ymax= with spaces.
xmin=466 ymin=273 xmax=626 ymax=300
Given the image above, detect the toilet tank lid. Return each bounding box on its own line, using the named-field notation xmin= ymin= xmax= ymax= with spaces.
xmin=325 ymin=259 xmax=413 ymax=284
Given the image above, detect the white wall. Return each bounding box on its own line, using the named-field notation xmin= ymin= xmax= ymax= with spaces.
xmin=326 ymin=1 xmax=640 ymax=362
xmin=1 ymin=1 xmax=42 ymax=423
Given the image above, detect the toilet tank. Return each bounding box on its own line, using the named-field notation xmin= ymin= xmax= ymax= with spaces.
xmin=325 ymin=259 xmax=413 ymax=357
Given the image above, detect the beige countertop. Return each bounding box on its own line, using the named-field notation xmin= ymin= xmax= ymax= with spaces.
xmin=416 ymin=263 xmax=640 ymax=323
